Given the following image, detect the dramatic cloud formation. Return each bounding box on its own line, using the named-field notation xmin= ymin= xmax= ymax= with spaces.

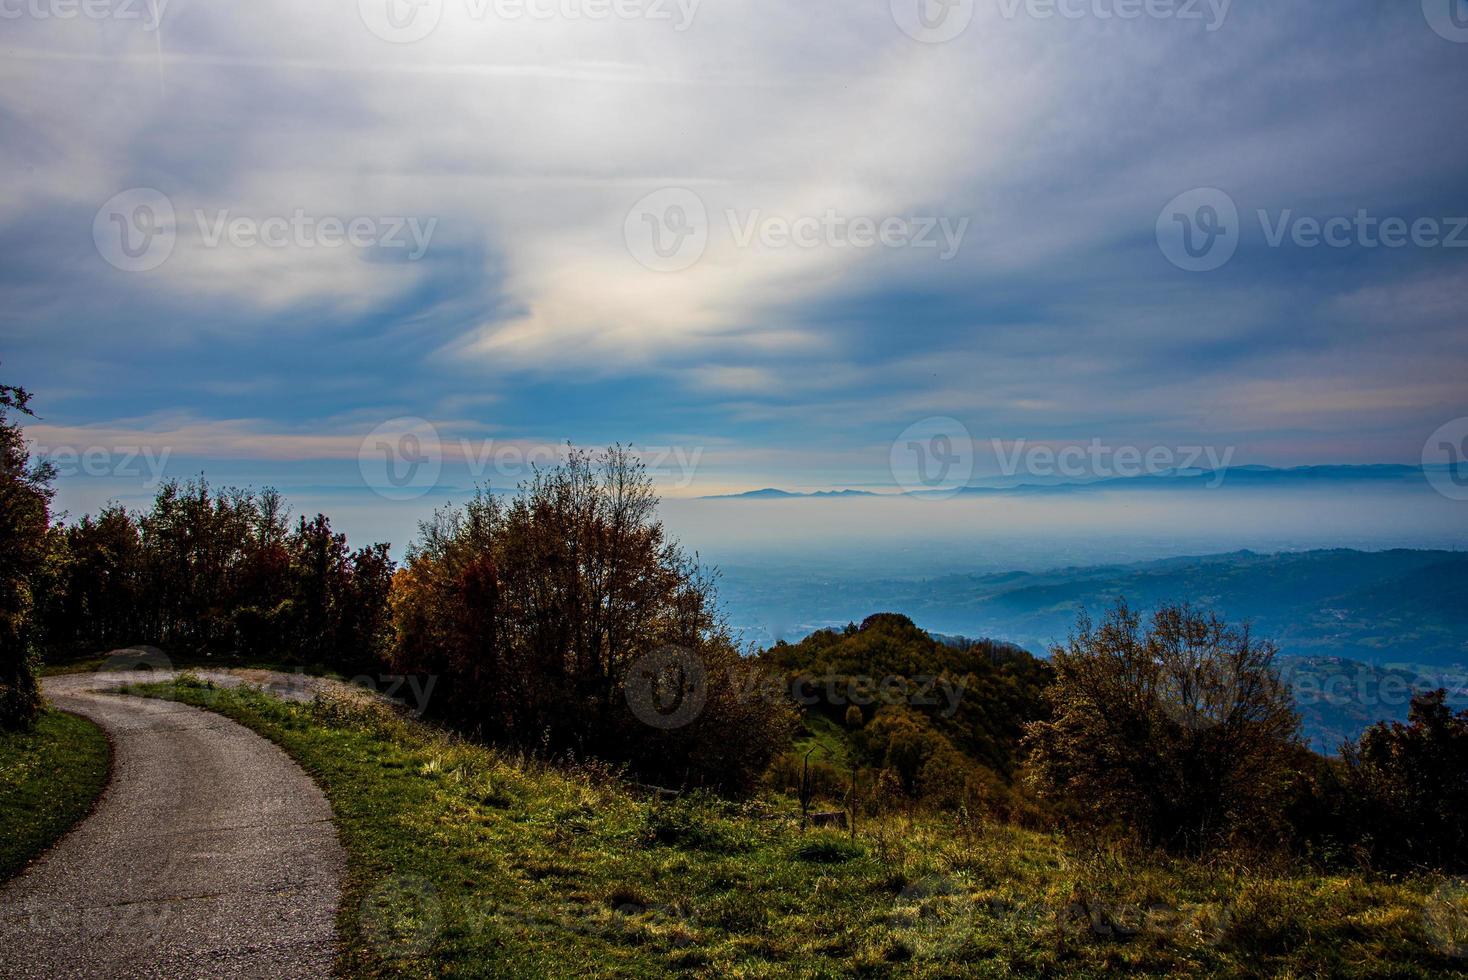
xmin=4 ymin=0 xmax=1466 ymax=503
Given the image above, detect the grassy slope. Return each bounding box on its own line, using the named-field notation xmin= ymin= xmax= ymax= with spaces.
xmin=0 ymin=709 xmax=111 ymax=882
xmin=792 ymin=712 xmax=855 ymax=770
xmin=132 ymin=677 xmax=1465 ymax=978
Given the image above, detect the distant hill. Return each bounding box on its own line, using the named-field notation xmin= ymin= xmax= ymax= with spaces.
xmin=704 ymin=464 xmax=1449 ymax=500
xmin=757 ymin=613 xmax=1051 ymax=801
xmin=908 ymin=463 xmax=1447 ymax=497
xmin=733 ymin=549 xmax=1468 ymax=667
xmin=917 ymin=549 xmax=1468 ymax=667
xmin=700 ymin=488 xmax=879 ymax=499
xmin=1279 ymin=656 xmax=1467 ymax=753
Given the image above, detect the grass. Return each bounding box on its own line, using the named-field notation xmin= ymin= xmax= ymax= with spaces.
xmin=0 ymin=709 xmax=111 ymax=882
xmin=792 ymin=712 xmax=856 ymax=770
xmin=129 ymin=676 xmax=1468 ymax=978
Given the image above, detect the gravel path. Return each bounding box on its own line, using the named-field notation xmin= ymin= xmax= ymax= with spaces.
xmin=0 ymin=671 xmax=349 ymax=978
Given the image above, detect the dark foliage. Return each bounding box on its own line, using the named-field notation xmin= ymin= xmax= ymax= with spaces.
xmin=1024 ymin=601 xmax=1303 ymax=853
xmin=0 ymin=376 xmax=49 ymax=730
xmin=40 ymin=480 xmax=394 ymax=670
xmin=1337 ymin=689 xmax=1468 ymax=871
xmin=759 ymin=613 xmax=1053 ymax=807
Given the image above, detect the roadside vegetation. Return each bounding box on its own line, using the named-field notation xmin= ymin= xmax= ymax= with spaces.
xmin=131 ymin=676 xmax=1466 ymax=978
xmin=0 ymin=709 xmax=110 ymax=881
xmin=1 ymin=374 xmax=51 ymax=731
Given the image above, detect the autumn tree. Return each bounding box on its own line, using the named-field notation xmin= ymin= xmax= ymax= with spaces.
xmin=390 ymin=446 xmax=794 ymax=793
xmin=1024 ymin=601 xmax=1301 ymax=852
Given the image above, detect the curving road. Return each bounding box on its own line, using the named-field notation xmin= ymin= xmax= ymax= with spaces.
xmin=0 ymin=672 xmax=347 ymax=979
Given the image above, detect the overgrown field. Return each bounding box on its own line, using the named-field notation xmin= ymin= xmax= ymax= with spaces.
xmin=134 ymin=677 xmax=1468 ymax=978
xmin=0 ymin=709 xmax=111 ymax=881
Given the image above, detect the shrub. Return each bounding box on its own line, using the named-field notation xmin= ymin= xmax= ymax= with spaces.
xmin=760 ymin=613 xmax=1051 ymax=786
xmin=641 ymin=798 xmax=751 ymax=854
xmin=1024 ymin=601 xmax=1302 ymax=853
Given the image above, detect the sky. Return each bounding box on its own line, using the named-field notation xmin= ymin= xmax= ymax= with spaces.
xmin=4 ymin=0 xmax=1468 ymax=527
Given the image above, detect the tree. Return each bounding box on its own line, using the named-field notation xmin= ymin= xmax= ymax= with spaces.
xmin=1340 ymin=689 xmax=1468 ymax=870
xmin=390 ymin=446 xmax=794 ymax=794
xmin=44 ymin=504 xmax=145 ymax=652
xmin=0 ymin=377 xmax=52 ymax=729
xmin=1024 ymin=601 xmax=1301 ymax=853
xmin=40 ymin=479 xmax=394 ymax=669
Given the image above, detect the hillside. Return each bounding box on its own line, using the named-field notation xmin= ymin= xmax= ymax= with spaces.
xmin=945 ymin=550 xmax=1468 ymax=665
xmin=757 ymin=614 xmax=1052 ymax=807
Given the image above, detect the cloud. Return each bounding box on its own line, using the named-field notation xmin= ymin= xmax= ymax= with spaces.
xmin=23 ymin=415 xmax=378 ymax=461
xmin=3 ymin=1 xmax=1466 ymax=491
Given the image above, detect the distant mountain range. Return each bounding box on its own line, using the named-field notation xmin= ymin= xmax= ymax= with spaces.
xmin=701 ymin=488 xmax=878 ymax=499
xmin=927 ymin=463 xmax=1444 ymax=497
xmin=701 ymin=463 xmax=1452 ymax=499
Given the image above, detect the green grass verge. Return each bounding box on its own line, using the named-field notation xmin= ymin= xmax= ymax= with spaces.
xmin=0 ymin=710 xmax=111 ymax=882
xmin=130 ymin=677 xmax=1468 ymax=978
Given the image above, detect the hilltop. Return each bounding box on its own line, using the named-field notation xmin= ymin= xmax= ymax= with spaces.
xmin=757 ymin=613 xmax=1052 ymax=812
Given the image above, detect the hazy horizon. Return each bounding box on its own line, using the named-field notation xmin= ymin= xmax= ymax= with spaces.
xmin=45 ymin=467 xmax=1467 ymax=569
